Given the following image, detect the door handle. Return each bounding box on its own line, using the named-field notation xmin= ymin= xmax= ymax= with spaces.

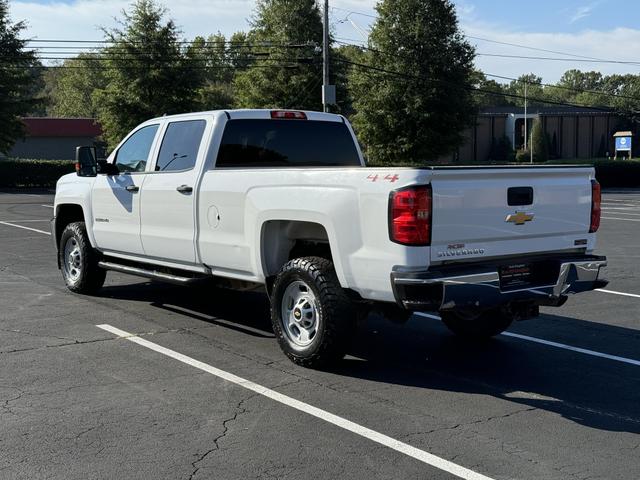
xmin=176 ymin=185 xmax=193 ymax=194
xmin=125 ymin=185 xmax=139 ymax=193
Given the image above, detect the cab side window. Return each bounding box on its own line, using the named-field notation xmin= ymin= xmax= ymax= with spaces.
xmin=115 ymin=125 xmax=159 ymax=173
xmin=155 ymin=120 xmax=207 ymax=172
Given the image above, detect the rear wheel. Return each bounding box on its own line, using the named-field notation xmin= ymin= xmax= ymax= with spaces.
xmin=59 ymin=222 xmax=106 ymax=294
xmin=440 ymin=308 xmax=514 ymax=339
xmin=270 ymin=257 xmax=356 ymax=368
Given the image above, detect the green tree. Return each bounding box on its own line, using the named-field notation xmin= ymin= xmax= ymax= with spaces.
xmin=349 ymin=0 xmax=476 ymax=164
xmin=0 ymin=0 xmax=41 ymax=154
xmin=332 ymin=43 xmax=365 ymax=116
xmin=94 ymin=0 xmax=203 ymax=148
xmin=233 ymin=0 xmax=323 ymax=110
xmin=472 ymin=71 xmax=512 ymax=108
xmin=187 ymin=33 xmax=241 ymax=110
xmin=506 ymin=74 xmax=546 ymax=107
xmin=47 ymin=54 xmax=107 ymax=118
xmin=529 ymin=118 xmax=548 ymax=163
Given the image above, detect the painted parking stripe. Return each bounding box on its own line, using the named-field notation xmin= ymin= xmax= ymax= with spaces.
xmin=414 ymin=312 xmax=640 ymax=367
xmin=599 ymin=211 xmax=640 ymax=216
xmin=601 ymin=207 xmax=640 ymax=211
xmin=597 ymin=289 xmax=640 ymax=299
xmin=0 ymin=221 xmax=51 ymax=235
xmin=601 ymin=216 xmax=640 ymax=222
xmin=96 ymin=324 xmax=494 ymax=480
xmin=0 ymin=219 xmax=50 ymax=223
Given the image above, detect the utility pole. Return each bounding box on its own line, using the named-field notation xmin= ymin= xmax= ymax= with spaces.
xmin=322 ymin=0 xmax=330 ymax=112
xmin=321 ymin=0 xmax=335 ymax=112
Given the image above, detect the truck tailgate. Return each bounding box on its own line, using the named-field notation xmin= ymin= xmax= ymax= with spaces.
xmin=429 ymin=167 xmax=595 ymax=263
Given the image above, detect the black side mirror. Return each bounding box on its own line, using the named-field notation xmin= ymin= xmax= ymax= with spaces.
xmin=97 ymin=159 xmax=120 ymax=176
xmin=75 ymin=146 xmax=98 ymax=177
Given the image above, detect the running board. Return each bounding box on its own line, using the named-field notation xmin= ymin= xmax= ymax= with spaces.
xmin=98 ymin=261 xmax=207 ymax=285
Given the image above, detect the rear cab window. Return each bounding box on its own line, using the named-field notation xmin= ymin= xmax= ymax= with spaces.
xmin=155 ymin=120 xmax=207 ymax=172
xmin=215 ymin=119 xmax=361 ymax=168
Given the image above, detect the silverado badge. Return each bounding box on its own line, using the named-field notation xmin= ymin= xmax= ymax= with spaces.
xmin=505 ymin=211 xmax=534 ymax=225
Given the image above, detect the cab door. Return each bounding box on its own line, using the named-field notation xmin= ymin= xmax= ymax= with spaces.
xmin=91 ymin=124 xmax=160 ymax=255
xmin=139 ymin=118 xmax=209 ymax=264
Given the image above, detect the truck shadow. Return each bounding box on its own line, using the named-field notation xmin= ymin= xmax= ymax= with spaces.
xmin=99 ymin=281 xmax=274 ymax=339
xmin=341 ymin=312 xmax=640 ymax=435
xmin=99 ymin=281 xmax=640 ymax=434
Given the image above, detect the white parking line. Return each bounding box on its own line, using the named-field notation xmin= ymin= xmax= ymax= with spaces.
xmin=0 ymin=221 xmax=51 ymax=235
xmin=601 ymin=204 xmax=640 ymax=208
xmin=414 ymin=312 xmax=640 ymax=367
xmin=601 ymin=216 xmax=640 ymax=222
xmin=597 ymin=288 xmax=640 ymax=299
xmin=96 ymin=324 xmax=494 ymax=480
xmin=41 ymin=205 xmax=54 ymax=209
xmin=0 ymin=219 xmax=50 ymax=223
xmin=599 ymin=211 xmax=640 ymax=216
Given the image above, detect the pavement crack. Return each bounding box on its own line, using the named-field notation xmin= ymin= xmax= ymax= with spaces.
xmin=1 ymin=388 xmax=26 ymax=415
xmin=0 ymin=327 xmax=75 ymax=342
xmin=402 ymin=406 xmax=537 ymax=440
xmin=0 ymin=336 xmax=118 ymax=355
xmin=187 ymin=393 xmax=258 ymax=480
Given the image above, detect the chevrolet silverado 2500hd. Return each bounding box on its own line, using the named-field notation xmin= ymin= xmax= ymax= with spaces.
xmin=52 ymin=109 xmax=608 ymax=367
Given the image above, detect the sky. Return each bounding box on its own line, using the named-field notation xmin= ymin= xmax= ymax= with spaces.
xmin=7 ymin=0 xmax=640 ymax=83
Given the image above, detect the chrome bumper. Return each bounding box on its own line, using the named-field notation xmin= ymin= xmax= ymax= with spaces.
xmin=391 ymin=255 xmax=608 ymax=311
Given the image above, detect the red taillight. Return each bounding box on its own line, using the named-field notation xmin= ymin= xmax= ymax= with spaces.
xmin=589 ymin=179 xmax=601 ymax=233
xmin=389 ymin=185 xmax=432 ymax=246
xmin=270 ymin=110 xmax=307 ymax=120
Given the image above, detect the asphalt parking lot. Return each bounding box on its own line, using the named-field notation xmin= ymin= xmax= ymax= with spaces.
xmin=1 ymin=190 xmax=639 ymax=480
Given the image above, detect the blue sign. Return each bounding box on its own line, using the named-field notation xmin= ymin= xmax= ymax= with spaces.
xmin=616 ymin=136 xmax=632 ymax=151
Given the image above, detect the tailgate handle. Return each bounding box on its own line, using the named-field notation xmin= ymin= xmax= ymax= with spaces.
xmin=508 ymin=187 xmax=533 ymax=206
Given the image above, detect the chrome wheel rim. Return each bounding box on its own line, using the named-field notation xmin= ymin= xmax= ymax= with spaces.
xmin=62 ymin=236 xmax=82 ymax=283
xmin=280 ymin=281 xmax=319 ymax=347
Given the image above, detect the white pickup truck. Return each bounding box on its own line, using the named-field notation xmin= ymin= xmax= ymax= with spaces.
xmin=52 ymin=109 xmax=607 ymax=367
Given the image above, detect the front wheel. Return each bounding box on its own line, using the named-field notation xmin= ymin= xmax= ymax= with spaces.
xmin=59 ymin=222 xmax=106 ymax=294
xmin=440 ymin=308 xmax=514 ymax=339
xmin=270 ymin=257 xmax=356 ymax=368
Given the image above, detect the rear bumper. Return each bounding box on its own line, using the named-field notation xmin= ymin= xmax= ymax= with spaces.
xmin=391 ymin=255 xmax=608 ymax=311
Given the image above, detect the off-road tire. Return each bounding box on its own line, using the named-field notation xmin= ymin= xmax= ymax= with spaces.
xmin=59 ymin=222 xmax=106 ymax=294
xmin=440 ymin=308 xmax=514 ymax=339
xmin=270 ymin=257 xmax=356 ymax=368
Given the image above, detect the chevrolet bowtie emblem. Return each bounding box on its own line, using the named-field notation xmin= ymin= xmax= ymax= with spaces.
xmin=505 ymin=211 xmax=534 ymax=225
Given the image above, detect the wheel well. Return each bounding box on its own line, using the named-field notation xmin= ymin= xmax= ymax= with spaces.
xmin=55 ymin=204 xmax=85 ymax=249
xmin=261 ymin=220 xmax=333 ymax=291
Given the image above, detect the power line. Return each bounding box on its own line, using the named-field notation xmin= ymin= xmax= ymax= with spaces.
xmin=466 ymin=35 xmax=615 ymax=62
xmin=328 ymin=8 xmax=640 ymax=66
xmin=329 ymin=6 xmax=377 ymax=19
xmin=482 ymin=72 xmax=640 ymax=103
xmin=477 ymin=52 xmax=640 ymax=66
xmin=335 ymin=57 xmax=631 ymax=114
xmin=334 ymin=39 xmax=640 ymax=104
xmin=24 ymin=38 xmax=317 ymax=47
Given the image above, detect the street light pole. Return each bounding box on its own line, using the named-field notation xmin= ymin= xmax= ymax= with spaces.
xmin=524 ymin=81 xmax=528 ymax=152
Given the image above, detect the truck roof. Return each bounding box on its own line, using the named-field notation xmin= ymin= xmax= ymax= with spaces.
xmin=147 ymin=109 xmax=344 ymax=123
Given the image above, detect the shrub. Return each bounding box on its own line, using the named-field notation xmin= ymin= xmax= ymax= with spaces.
xmin=0 ymin=158 xmax=75 ymax=188
xmin=530 ymin=119 xmax=549 ymax=163
xmin=594 ymin=160 xmax=640 ymax=188
xmin=488 ymin=136 xmax=514 ymax=162
xmin=515 ymin=149 xmax=531 ymax=163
